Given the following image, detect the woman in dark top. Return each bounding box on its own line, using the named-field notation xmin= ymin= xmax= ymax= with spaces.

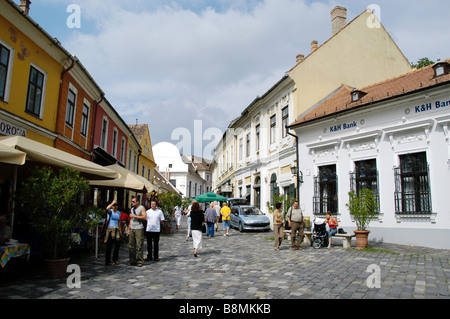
xmin=189 ymin=201 xmax=204 ymax=257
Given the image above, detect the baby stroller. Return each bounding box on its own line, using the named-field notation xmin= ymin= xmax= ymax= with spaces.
xmin=312 ymin=218 xmax=329 ymax=249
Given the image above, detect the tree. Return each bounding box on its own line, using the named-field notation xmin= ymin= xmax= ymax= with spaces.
xmin=17 ymin=166 xmax=102 ymax=260
xmin=411 ymin=57 xmax=435 ymax=69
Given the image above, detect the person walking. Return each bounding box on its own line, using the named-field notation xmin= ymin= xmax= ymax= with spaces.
xmin=185 ymin=203 xmax=192 ymax=241
xmin=128 ymin=196 xmax=146 ymax=267
xmin=286 ymin=200 xmax=305 ymax=251
xmin=204 ymin=203 xmax=217 ymax=237
xmin=190 ymin=201 xmax=204 ymax=257
xmin=325 ymin=211 xmax=338 ymax=249
xmin=174 ymin=206 xmax=182 ymax=230
xmin=146 ymin=200 xmax=165 ymax=261
xmin=214 ymin=201 xmax=221 ymax=231
xmin=104 ymin=200 xmax=121 ymax=266
xmin=220 ymin=202 xmax=231 ymax=236
xmin=273 ymin=202 xmax=284 ymax=251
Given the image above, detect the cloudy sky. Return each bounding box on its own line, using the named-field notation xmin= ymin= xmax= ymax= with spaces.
xmin=26 ymin=0 xmax=450 ymax=159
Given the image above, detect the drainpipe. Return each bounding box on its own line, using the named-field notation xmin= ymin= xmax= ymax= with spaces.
xmin=286 ymin=125 xmax=300 ymax=203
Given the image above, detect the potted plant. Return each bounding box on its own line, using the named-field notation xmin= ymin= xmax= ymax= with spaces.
xmin=158 ymin=192 xmax=182 ymax=234
xmin=346 ymin=188 xmax=378 ymax=249
xmin=17 ymin=166 xmax=101 ymax=278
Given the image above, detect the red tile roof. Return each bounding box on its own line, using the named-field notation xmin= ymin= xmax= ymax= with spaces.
xmin=289 ymin=59 xmax=450 ymax=127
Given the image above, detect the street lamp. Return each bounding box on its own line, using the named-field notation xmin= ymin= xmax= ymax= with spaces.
xmin=290 ymin=166 xmax=304 ymax=184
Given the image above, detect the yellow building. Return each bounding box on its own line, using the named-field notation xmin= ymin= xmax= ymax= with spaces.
xmin=0 ymin=0 xmax=71 ymax=145
xmin=128 ymin=124 xmax=156 ymax=183
xmin=289 ymin=7 xmax=412 ymax=118
xmin=212 ymin=123 xmax=237 ymax=198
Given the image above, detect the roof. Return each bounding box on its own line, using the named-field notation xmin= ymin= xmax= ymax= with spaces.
xmin=128 ymin=124 xmax=148 ymax=143
xmin=289 ymin=60 xmax=450 ymax=127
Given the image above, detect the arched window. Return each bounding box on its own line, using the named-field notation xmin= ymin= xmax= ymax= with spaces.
xmin=270 ymin=173 xmax=279 ymax=204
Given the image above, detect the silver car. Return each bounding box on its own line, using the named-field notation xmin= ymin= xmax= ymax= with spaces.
xmin=230 ymin=205 xmax=271 ymax=232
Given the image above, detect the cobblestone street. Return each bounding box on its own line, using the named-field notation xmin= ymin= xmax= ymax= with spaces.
xmin=1 ymin=220 xmax=449 ymax=300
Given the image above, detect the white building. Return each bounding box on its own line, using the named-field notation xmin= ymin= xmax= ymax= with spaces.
xmin=288 ymin=60 xmax=450 ymax=249
xmin=233 ymin=75 xmax=297 ymax=209
xmin=153 ymin=142 xmax=206 ymax=198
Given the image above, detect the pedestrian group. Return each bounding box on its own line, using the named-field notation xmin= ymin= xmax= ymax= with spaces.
xmin=103 ymin=197 xmax=335 ymax=266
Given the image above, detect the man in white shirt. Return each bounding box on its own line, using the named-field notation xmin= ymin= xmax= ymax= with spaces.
xmin=146 ymin=200 xmax=165 ymax=262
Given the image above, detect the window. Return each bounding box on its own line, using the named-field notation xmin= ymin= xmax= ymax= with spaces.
xmin=350 ymin=159 xmax=379 ymax=212
xmin=148 ymin=168 xmax=151 ymax=181
xmin=100 ymin=117 xmax=108 ymax=149
xmin=120 ymin=138 xmax=126 ymax=163
xmin=65 ymin=89 xmax=76 ymax=126
xmin=282 ymin=107 xmax=289 ymax=138
xmin=270 ymin=115 xmax=276 ymax=144
xmin=394 ymin=152 xmax=432 ymax=215
xmin=246 ymin=133 xmax=250 ymax=158
xmin=313 ymin=165 xmax=338 ymax=215
xmin=269 ymin=173 xmax=279 ymax=205
xmin=239 ymin=138 xmax=243 ymax=161
xmin=81 ymin=103 xmax=89 ymax=136
xmin=25 ymin=66 xmax=45 ymax=117
xmin=141 ymin=165 xmax=145 ymax=177
xmin=256 ymin=124 xmax=260 ymax=151
xmin=112 ymin=128 xmax=118 ymax=157
xmin=0 ymin=44 xmax=11 ymax=101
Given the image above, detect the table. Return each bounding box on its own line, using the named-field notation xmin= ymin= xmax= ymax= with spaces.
xmin=0 ymin=243 xmax=30 ymax=268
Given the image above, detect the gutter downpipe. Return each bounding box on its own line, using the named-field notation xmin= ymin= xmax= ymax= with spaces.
xmin=286 ymin=125 xmax=300 ymax=203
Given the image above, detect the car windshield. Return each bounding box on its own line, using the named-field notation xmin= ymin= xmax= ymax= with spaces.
xmin=229 ymin=198 xmax=248 ymax=206
xmin=241 ymin=207 xmax=263 ymax=215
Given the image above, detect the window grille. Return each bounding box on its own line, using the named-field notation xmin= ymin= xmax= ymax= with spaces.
xmin=394 ymin=153 xmax=432 ymax=215
xmin=313 ymin=165 xmax=338 ymax=215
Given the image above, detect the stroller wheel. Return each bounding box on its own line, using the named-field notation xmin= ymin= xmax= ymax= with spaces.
xmin=312 ymin=238 xmax=322 ymax=249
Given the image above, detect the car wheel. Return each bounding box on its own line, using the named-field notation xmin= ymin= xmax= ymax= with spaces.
xmin=238 ymin=222 xmax=244 ymax=232
xmin=312 ymin=238 xmax=322 ymax=249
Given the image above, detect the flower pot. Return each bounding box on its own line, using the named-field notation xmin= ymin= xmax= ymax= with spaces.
xmin=45 ymin=258 xmax=70 ymax=279
xmin=353 ymin=230 xmax=370 ymax=249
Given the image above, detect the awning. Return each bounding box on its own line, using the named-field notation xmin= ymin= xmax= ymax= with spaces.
xmin=0 ymin=136 xmax=118 ymax=180
xmin=0 ymin=143 xmax=26 ymax=165
xmin=89 ymin=164 xmax=156 ymax=193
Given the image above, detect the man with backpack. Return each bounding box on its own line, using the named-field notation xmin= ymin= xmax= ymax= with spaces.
xmin=286 ymin=200 xmax=304 ymax=251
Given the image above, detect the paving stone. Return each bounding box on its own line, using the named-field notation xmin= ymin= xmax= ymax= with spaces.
xmin=1 ymin=220 xmax=450 ymax=299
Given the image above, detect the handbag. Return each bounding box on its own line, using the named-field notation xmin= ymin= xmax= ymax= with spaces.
xmin=202 ymin=223 xmax=206 ymax=233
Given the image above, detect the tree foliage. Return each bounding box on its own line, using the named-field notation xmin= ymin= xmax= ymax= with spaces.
xmin=17 ymin=166 xmax=102 ymax=259
xmin=411 ymin=57 xmax=435 ymax=69
xmin=346 ymin=189 xmax=377 ymax=231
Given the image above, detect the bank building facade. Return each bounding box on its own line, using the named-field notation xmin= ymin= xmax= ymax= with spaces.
xmin=288 ymin=60 xmax=450 ymax=250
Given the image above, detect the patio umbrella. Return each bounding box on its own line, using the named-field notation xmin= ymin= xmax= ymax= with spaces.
xmin=194 ymin=192 xmax=228 ymax=203
xmin=0 ymin=143 xmax=26 ymax=165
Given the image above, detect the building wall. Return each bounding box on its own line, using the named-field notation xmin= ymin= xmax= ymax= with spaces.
xmin=294 ymin=84 xmax=450 ymax=249
xmin=0 ymin=13 xmax=66 ymax=145
xmin=93 ymin=101 xmax=129 ymax=166
xmin=289 ymin=9 xmax=412 ymax=119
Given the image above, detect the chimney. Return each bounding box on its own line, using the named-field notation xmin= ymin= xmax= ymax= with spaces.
xmin=331 ymin=6 xmax=347 ymax=36
xmin=20 ymin=0 xmax=31 ymax=15
xmin=296 ymin=54 xmax=305 ymax=64
xmin=311 ymin=40 xmax=318 ymax=53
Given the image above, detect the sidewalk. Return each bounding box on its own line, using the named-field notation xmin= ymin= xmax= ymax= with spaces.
xmin=0 ymin=221 xmax=449 ymax=299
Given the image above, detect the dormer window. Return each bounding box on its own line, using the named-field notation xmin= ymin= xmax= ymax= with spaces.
xmin=351 ymin=89 xmax=366 ymax=102
xmin=433 ymin=62 xmax=450 ymax=77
